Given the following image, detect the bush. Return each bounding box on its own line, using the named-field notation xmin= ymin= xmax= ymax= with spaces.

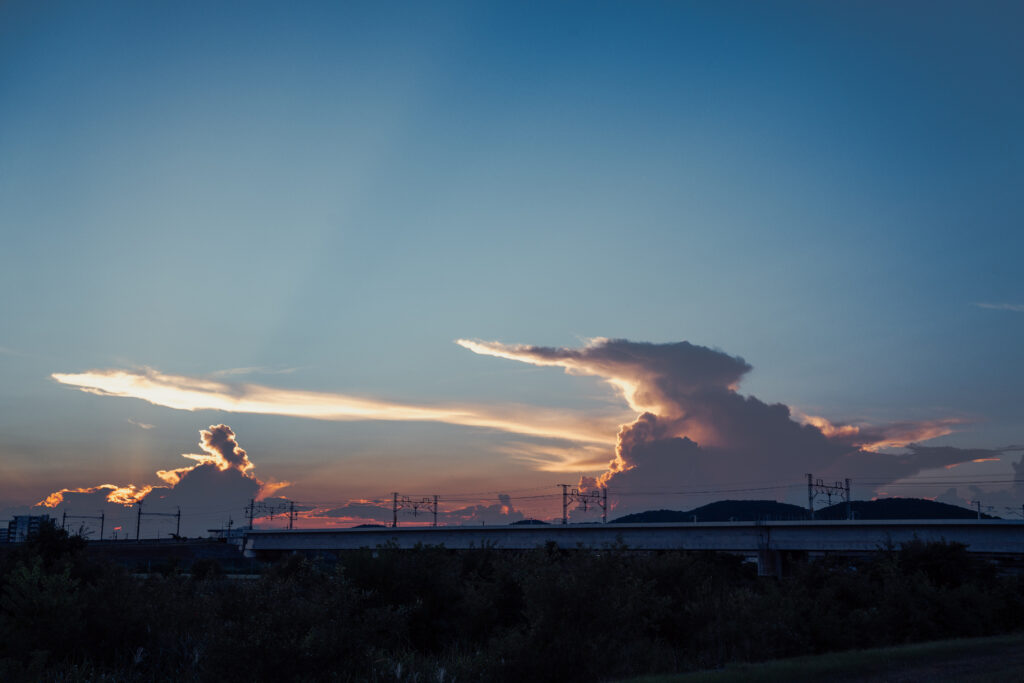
xmin=1 ymin=540 xmax=1020 ymax=682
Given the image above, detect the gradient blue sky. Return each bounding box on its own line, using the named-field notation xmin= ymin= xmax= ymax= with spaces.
xmin=1 ymin=1 xmax=1022 ymax=526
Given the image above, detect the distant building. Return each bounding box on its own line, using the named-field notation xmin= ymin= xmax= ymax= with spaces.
xmin=0 ymin=527 xmax=8 ymax=543
xmin=7 ymin=514 xmax=52 ymax=543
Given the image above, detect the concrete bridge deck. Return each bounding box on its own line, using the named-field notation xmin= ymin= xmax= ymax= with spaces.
xmin=243 ymin=519 xmax=1024 ymax=561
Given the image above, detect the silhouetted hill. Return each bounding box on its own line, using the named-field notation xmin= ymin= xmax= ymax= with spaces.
xmin=688 ymin=500 xmax=811 ymax=521
xmin=610 ymin=497 xmax=998 ymax=524
xmin=511 ymin=518 xmax=550 ymax=525
xmin=611 ymin=500 xmax=809 ymax=523
xmin=817 ymin=497 xmax=997 ymax=520
xmin=611 ymin=509 xmax=692 ymax=523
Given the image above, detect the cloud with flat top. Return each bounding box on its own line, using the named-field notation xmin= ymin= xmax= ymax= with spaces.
xmin=458 ymin=337 xmax=1007 ymax=511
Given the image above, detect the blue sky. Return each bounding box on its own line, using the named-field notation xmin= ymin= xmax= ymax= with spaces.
xmin=1 ymin=1 xmax=1022 ymax=529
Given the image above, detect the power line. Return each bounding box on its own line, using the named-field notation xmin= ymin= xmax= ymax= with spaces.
xmin=62 ymin=510 xmax=105 ymax=540
xmin=559 ymin=484 xmax=608 ymax=524
xmin=390 ymin=493 xmax=440 ymax=527
xmin=862 ymin=479 xmax=1024 ymax=487
xmin=134 ymin=501 xmax=181 ymax=540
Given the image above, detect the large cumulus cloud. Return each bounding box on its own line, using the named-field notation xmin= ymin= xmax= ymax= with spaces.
xmin=36 ymin=425 xmax=285 ymax=537
xmin=459 ymin=338 xmax=1013 ymax=512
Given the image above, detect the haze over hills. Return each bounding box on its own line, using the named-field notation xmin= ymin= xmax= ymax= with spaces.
xmin=609 ymin=498 xmax=997 ymax=523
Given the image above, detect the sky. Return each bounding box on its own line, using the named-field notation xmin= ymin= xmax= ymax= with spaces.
xmin=1 ymin=1 xmax=1022 ymax=536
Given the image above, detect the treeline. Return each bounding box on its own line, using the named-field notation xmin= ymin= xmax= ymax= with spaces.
xmin=2 ymin=525 xmax=1023 ymax=682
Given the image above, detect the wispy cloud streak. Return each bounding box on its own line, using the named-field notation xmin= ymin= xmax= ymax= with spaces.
xmin=792 ymin=412 xmax=965 ymax=452
xmin=210 ymin=366 xmax=302 ymax=377
xmin=52 ymin=368 xmax=616 ymax=445
xmin=975 ymin=302 xmax=1024 ymax=313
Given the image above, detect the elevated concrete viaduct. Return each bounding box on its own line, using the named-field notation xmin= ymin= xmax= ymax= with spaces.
xmin=243 ymin=520 xmax=1024 ymax=576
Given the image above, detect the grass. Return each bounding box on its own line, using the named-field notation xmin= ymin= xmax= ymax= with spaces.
xmin=627 ymin=632 xmax=1024 ymax=683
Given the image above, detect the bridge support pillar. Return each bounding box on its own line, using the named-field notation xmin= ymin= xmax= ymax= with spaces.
xmin=757 ymin=548 xmax=781 ymax=577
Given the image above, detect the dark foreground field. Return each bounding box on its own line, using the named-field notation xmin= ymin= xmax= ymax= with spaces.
xmin=2 ymin=526 xmax=1023 ymax=682
xmin=632 ymin=632 xmax=1024 ymax=682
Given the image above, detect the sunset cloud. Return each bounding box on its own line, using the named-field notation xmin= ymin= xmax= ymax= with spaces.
xmin=36 ymin=425 xmax=280 ymax=537
xmin=936 ymin=455 xmax=1024 ymax=512
xmin=38 ymin=483 xmax=155 ymax=508
xmin=459 ymin=337 xmax=992 ymax=511
xmin=496 ymin=442 xmax=612 ymax=473
xmin=792 ymin=412 xmax=965 ymax=452
xmin=49 ymin=340 xmax=1006 ymax=516
xmin=52 ymin=368 xmax=616 ymax=445
xmin=457 ymin=337 xmax=751 ymax=421
xmin=309 ymin=494 xmax=526 ymax=526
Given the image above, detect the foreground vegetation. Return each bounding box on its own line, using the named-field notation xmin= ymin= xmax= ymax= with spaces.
xmin=1 ymin=525 xmax=1022 ymax=682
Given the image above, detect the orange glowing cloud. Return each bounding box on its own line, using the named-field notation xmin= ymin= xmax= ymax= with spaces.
xmin=794 ymin=412 xmax=965 ymax=452
xmin=38 ymin=484 xmax=153 ymax=508
xmin=38 ymin=425 xmax=281 ymax=512
xmin=52 ymin=368 xmax=617 ymax=445
xmin=944 ymin=457 xmax=1002 ymax=469
xmin=795 ymin=413 xmax=862 ymax=441
xmin=497 ymin=442 xmax=613 ymax=473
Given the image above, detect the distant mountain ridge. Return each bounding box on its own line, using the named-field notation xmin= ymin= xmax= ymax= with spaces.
xmin=611 ymin=500 xmax=807 ymax=523
xmin=817 ymin=498 xmax=996 ymax=520
xmin=609 ymin=498 xmax=995 ymax=523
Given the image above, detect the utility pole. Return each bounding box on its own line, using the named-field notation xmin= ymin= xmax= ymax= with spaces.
xmin=559 ymin=484 xmax=606 ymax=524
xmin=807 ymin=474 xmax=849 ymax=520
xmin=62 ymin=511 xmax=105 ymax=540
xmin=389 ymin=493 xmax=436 ymax=527
xmin=974 ymin=500 xmax=982 ymax=520
xmin=137 ymin=504 xmax=183 ymax=539
xmin=806 ymin=473 xmax=814 ymax=520
xmin=247 ymin=499 xmax=295 ymax=530
xmin=560 ymin=484 xmax=569 ymax=525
